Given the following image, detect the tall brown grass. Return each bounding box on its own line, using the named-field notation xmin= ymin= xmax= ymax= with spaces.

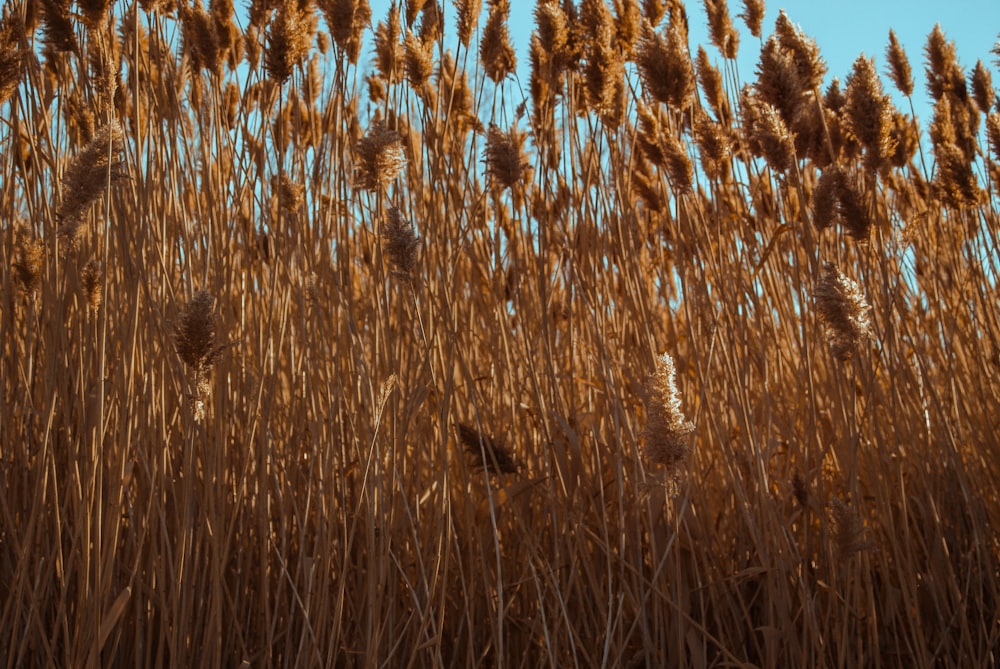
xmin=2 ymin=1 xmax=999 ymax=666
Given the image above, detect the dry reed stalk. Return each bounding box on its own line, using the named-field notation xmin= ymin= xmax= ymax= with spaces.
xmin=813 ymin=263 xmax=873 ymax=362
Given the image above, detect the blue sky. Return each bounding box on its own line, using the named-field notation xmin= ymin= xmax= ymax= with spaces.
xmin=365 ymin=1 xmax=999 ymax=129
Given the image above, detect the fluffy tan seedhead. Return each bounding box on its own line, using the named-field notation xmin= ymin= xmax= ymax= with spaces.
xmin=635 ymin=20 xmax=694 ymax=111
xmin=885 ymin=29 xmax=913 ymax=97
xmin=13 ymin=228 xmax=44 ymax=295
xmin=813 ymin=263 xmax=874 ymax=362
xmin=383 ymin=206 xmax=421 ymax=280
xmin=354 ymin=120 xmax=407 ymax=191
xmin=641 ymin=353 xmax=694 ymax=487
xmin=480 ymin=0 xmax=516 ymax=83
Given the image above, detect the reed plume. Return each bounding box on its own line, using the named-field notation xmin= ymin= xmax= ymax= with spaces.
xmin=704 ymin=0 xmax=739 ymax=59
xmin=484 ymin=122 xmax=528 ymax=190
xmin=454 ymin=0 xmax=481 ymax=48
xmin=843 ymin=55 xmax=897 ymax=172
xmin=480 ymin=0 xmax=516 ymax=83
xmin=738 ymin=0 xmax=764 ymax=38
xmin=57 ymin=120 xmax=127 ymax=230
xmin=354 ymin=120 xmax=407 ymax=191
xmin=319 ymin=0 xmax=371 ymax=64
xmin=13 ymin=228 xmax=44 ymax=295
xmin=635 ymin=20 xmax=694 ymax=111
xmin=830 ymin=498 xmax=873 ymax=560
xmin=457 ymin=422 xmax=518 ymax=475
xmin=970 ymin=60 xmax=994 ymax=114
xmin=175 ymin=290 xmax=227 ymax=421
xmin=81 ymin=258 xmax=102 ymax=314
xmin=885 ymin=29 xmax=913 ymax=97
xmin=0 ymin=9 xmax=26 ymax=106
xmin=813 ymin=263 xmax=873 ymax=362
xmin=264 ymin=0 xmax=317 ymax=84
xmin=811 ymin=164 xmax=871 ymax=240
xmin=641 ymin=353 xmax=694 ymax=486
xmin=383 ymin=206 xmax=421 ymax=280
xmin=374 ymin=3 xmax=402 ymax=80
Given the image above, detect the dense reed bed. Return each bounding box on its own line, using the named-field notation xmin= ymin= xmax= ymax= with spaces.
xmin=2 ymin=0 xmax=999 ymax=665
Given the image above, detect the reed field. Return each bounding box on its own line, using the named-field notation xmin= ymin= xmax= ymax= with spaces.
xmin=2 ymin=0 xmax=1000 ymax=665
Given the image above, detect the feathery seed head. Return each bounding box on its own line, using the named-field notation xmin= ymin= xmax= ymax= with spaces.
xmin=480 ymin=0 xmax=516 ymax=83
xmin=830 ymin=498 xmax=873 ymax=560
xmin=885 ymin=29 xmax=914 ymax=97
xmin=697 ymin=46 xmax=730 ymax=124
xmin=57 ymin=121 xmax=127 ymax=226
xmin=485 ymin=122 xmax=528 ymax=190
xmin=844 ymin=55 xmax=897 ymax=171
xmin=174 ymin=289 xmax=227 ymax=384
xmin=814 ymin=263 xmax=873 ymax=362
xmin=0 ymin=9 xmax=26 ymax=106
xmin=641 ymin=353 xmax=694 ymax=484
xmin=755 ymin=35 xmax=804 ymax=125
xmin=457 ymin=422 xmax=519 ymax=475
xmin=704 ymin=0 xmax=739 ymax=59
xmin=635 ymin=20 xmax=695 ymax=110
xmin=743 ymin=91 xmax=796 ymax=173
xmin=924 ymin=25 xmax=965 ymax=103
xmin=971 ymin=60 xmax=994 ymax=114
xmin=987 ymin=112 xmax=1000 ymax=162
xmin=454 ymin=0 xmax=481 ymax=47
xmin=383 ymin=206 xmax=421 ymax=280
xmin=374 ymin=3 xmax=402 ymax=80
xmin=13 ymin=228 xmax=44 ymax=295
xmin=264 ymin=0 xmax=316 ymax=84
xmin=319 ymin=0 xmax=371 ymax=64
xmin=403 ymin=29 xmax=434 ymax=92
xmin=774 ymin=11 xmax=825 ymax=92
xmin=738 ymin=0 xmax=764 ymax=38
xmin=81 ymin=258 xmax=102 ymax=314
xmin=355 ymin=120 xmax=407 ymax=191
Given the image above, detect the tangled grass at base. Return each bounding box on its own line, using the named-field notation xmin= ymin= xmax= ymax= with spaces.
xmin=2 ymin=0 xmax=1000 ymax=666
